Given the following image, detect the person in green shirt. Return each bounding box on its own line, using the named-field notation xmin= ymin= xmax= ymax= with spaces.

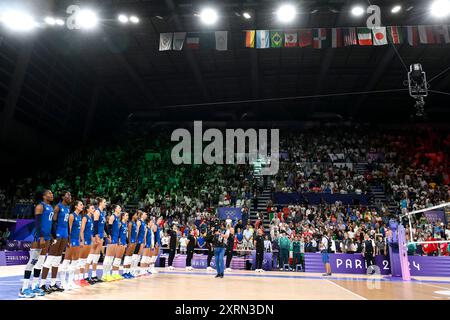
xmin=290 ymin=235 xmax=305 ymax=271
xmin=278 ymin=231 xmax=291 ymax=271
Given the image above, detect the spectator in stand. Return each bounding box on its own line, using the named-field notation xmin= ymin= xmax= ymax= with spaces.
xmin=179 ymin=233 xmax=188 ymax=254
xmin=264 ymin=235 xmax=272 ymax=253
xmin=422 ymin=232 xmax=438 ymax=256
xmin=375 ymin=235 xmax=387 ymax=256
xmin=243 ymin=225 xmax=253 ymax=251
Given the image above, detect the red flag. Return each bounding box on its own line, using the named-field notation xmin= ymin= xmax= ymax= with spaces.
xmin=299 ymin=29 xmax=312 ymax=47
xmin=418 ymin=25 xmax=435 ymax=44
xmin=406 ymin=26 xmax=419 ymax=46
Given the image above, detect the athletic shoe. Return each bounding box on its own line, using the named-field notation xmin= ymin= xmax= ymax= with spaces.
xmin=32 ymin=286 xmax=46 ymax=296
xmin=322 ymin=273 xmax=330 ymax=276
xmin=215 ymin=274 xmax=221 ymax=278
xmin=106 ymin=275 xmax=115 ymax=282
xmin=128 ymin=273 xmax=135 ymax=279
xmin=41 ymin=285 xmax=53 ymax=294
xmin=18 ymin=289 xmax=36 ymax=298
xmin=91 ymin=276 xmax=101 ymax=283
xmin=225 ymin=268 xmax=232 ymax=272
xmin=151 ymin=267 xmax=158 ymax=274
xmin=87 ymin=278 xmax=97 ymax=285
xmin=113 ymin=274 xmax=123 ymax=280
xmin=219 ymin=274 xmax=224 ymax=278
xmin=122 ymin=273 xmax=129 ymax=279
xmin=206 ymin=267 xmax=213 ymax=272
xmin=79 ymin=279 xmax=90 ymax=287
xmin=49 ymin=284 xmax=64 ymax=292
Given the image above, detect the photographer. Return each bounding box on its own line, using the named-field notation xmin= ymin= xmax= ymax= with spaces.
xmin=205 ymin=226 xmax=215 ymax=271
xmin=213 ymin=222 xmax=229 ymax=278
xmin=225 ymin=226 xmax=235 ymax=272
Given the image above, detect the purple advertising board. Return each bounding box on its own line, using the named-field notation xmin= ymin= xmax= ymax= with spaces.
xmin=423 ymin=210 xmax=447 ymax=224
xmin=158 ymin=253 xmax=247 ymax=270
xmin=304 ymin=253 xmax=391 ymax=275
xmin=407 ymin=255 xmax=450 ymax=277
xmin=0 ymin=252 xmax=6 ymax=266
xmin=0 ymin=251 xmax=29 ymax=266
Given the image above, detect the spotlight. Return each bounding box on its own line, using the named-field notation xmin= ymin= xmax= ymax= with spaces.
xmin=391 ymin=5 xmax=402 ymax=13
xmin=276 ymin=4 xmax=297 ymax=23
xmin=242 ymin=12 xmax=251 ymax=19
xmin=199 ymin=8 xmax=218 ymax=25
xmin=351 ymin=6 xmax=365 ymax=16
xmin=118 ymin=14 xmax=129 ymax=23
xmin=129 ymin=16 xmax=139 ymax=24
xmin=76 ymin=9 xmax=98 ymax=29
xmin=55 ymin=19 xmax=65 ymax=26
xmin=1 ymin=10 xmax=37 ymax=32
xmin=430 ymin=0 xmax=450 ymax=18
xmin=44 ymin=17 xmax=56 ymax=25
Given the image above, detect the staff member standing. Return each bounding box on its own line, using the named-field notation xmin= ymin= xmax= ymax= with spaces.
xmin=320 ymin=231 xmax=332 ymax=276
xmin=167 ymin=225 xmax=178 ymax=270
xmin=254 ymin=228 xmax=265 ymax=273
xmin=185 ymin=230 xmax=196 ymax=271
xmin=362 ymin=234 xmax=376 ymax=274
xmin=225 ymin=226 xmax=235 ymax=272
xmin=213 ymin=223 xmax=228 ymax=278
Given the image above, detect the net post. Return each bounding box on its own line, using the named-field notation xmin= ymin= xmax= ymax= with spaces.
xmin=397 ymin=225 xmax=411 ymax=281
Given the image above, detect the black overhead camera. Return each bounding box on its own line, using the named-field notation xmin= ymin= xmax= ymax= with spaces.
xmin=407 ymin=63 xmax=428 ymax=117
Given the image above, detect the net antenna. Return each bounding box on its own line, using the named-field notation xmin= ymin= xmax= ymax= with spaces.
xmin=400 ymin=202 xmax=450 ymax=245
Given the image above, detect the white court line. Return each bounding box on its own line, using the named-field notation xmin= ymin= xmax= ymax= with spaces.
xmin=326 ymin=279 xmax=367 ymax=300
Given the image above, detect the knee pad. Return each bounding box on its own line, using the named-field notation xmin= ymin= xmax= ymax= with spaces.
xmin=92 ymin=254 xmax=100 ymax=264
xmin=86 ymin=254 xmax=94 ymax=264
xmin=113 ymin=258 xmax=122 ymax=267
xmin=69 ymin=260 xmax=78 ymax=271
xmin=123 ymin=256 xmax=132 ymax=266
xmin=78 ymin=259 xmax=86 ymax=268
xmin=103 ymin=256 xmax=114 ymax=266
xmin=28 ymin=249 xmax=41 ymax=266
xmin=34 ymin=255 xmax=46 ymax=270
xmin=52 ymin=256 xmax=62 ymax=268
xmin=60 ymin=259 xmax=70 ymax=272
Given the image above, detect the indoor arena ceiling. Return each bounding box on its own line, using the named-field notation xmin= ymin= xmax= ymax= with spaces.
xmin=1 ymin=0 xmax=450 ymax=127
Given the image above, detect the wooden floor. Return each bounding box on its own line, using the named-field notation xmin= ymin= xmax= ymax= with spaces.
xmin=1 ymin=265 xmax=450 ymax=300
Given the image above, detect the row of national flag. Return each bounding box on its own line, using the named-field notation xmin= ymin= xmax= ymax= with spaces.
xmin=244 ymin=26 xmax=450 ymax=48
xmin=159 ymin=31 xmax=228 ymax=51
xmin=159 ymin=25 xmax=450 ymax=51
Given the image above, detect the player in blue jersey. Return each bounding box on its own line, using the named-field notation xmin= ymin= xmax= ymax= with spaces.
xmin=79 ymin=203 xmax=95 ymax=287
xmin=112 ymin=211 xmax=129 ymax=279
xmin=61 ymin=200 xmax=83 ymax=290
xmin=19 ymin=190 xmax=54 ymax=298
xmin=102 ymin=204 xmax=121 ymax=282
xmin=40 ymin=191 xmax=72 ymax=294
xmin=149 ymin=218 xmax=162 ymax=274
xmin=86 ymin=198 xmax=107 ymax=283
xmin=140 ymin=219 xmax=153 ymax=276
xmin=131 ymin=211 xmax=147 ymax=276
xmin=122 ymin=211 xmax=138 ymax=278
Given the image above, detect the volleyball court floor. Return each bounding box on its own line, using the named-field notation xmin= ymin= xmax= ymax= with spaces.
xmin=1 ymin=265 xmax=450 ymax=300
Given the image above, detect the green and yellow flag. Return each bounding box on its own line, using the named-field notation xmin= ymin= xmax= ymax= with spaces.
xmin=270 ymin=30 xmax=283 ymax=48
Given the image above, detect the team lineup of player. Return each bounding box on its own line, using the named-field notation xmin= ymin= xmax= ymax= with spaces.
xmin=18 ymin=190 xmax=161 ymax=298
